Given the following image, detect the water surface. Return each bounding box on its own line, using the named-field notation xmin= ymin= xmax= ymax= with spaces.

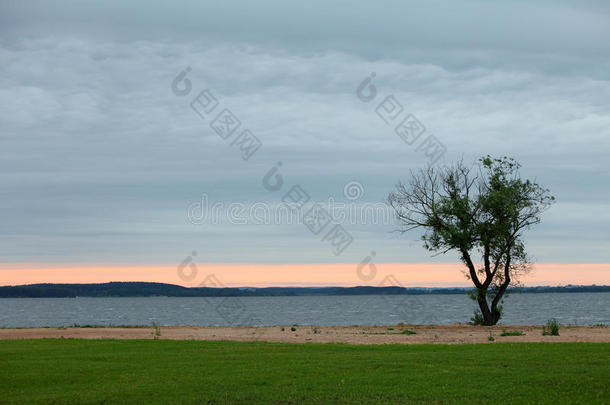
xmin=1 ymin=293 xmax=608 ymax=328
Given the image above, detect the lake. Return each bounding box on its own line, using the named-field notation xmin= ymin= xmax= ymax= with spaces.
xmin=1 ymin=293 xmax=608 ymax=328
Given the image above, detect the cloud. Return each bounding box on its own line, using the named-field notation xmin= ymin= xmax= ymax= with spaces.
xmin=0 ymin=1 xmax=609 ymax=265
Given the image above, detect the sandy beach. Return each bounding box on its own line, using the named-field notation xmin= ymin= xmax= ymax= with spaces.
xmin=1 ymin=324 xmax=608 ymax=344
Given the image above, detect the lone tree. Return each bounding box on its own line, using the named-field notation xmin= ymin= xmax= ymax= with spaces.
xmin=388 ymin=156 xmax=555 ymax=325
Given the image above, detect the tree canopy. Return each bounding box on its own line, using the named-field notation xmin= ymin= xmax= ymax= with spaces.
xmin=388 ymin=156 xmax=555 ymax=325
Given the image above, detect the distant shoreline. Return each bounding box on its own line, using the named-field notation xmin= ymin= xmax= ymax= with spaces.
xmin=1 ymin=282 xmax=609 ymax=298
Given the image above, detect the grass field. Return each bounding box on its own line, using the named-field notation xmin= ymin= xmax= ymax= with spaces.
xmin=1 ymin=340 xmax=608 ymax=404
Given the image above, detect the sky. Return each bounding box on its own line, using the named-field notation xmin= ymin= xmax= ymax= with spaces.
xmin=1 ymin=0 xmax=609 ymax=286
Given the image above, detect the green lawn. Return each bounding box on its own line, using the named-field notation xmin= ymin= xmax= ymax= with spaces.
xmin=0 ymin=340 xmax=608 ymax=404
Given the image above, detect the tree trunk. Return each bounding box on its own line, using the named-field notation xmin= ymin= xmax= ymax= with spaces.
xmin=489 ymin=293 xmax=504 ymax=325
xmin=475 ymin=288 xmax=496 ymax=325
xmin=489 ymin=258 xmax=512 ymax=325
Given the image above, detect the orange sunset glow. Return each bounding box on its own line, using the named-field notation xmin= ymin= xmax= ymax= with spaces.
xmin=1 ymin=263 xmax=608 ymax=288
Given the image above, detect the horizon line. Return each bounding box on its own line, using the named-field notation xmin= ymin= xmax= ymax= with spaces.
xmin=3 ymin=281 xmax=609 ymax=289
xmin=1 ymin=263 xmax=609 ymax=288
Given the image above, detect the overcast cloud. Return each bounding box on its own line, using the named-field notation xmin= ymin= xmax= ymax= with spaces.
xmin=1 ymin=0 xmax=609 ymax=265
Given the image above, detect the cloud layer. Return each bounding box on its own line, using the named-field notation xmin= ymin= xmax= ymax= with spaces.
xmin=0 ymin=0 xmax=609 ymax=266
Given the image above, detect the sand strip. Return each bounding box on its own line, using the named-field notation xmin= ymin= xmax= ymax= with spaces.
xmin=1 ymin=324 xmax=608 ymax=344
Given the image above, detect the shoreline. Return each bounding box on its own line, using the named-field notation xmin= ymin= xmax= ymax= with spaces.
xmin=1 ymin=324 xmax=608 ymax=344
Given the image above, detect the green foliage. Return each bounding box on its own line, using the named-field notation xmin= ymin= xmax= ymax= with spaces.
xmin=470 ymin=310 xmax=486 ymax=326
xmin=290 ymin=327 xmax=296 ymax=332
xmin=389 ymin=156 xmax=555 ymax=325
xmin=400 ymin=329 xmax=417 ymax=335
xmin=543 ymin=319 xmax=560 ymax=336
xmin=1 ymin=340 xmax=608 ymax=404
xmin=151 ymin=322 xmax=161 ymax=339
xmin=488 ymin=331 xmax=495 ymax=342
xmin=501 ymin=329 xmax=525 ymax=336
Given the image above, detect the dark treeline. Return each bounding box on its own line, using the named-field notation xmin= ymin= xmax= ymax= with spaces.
xmin=0 ymin=282 xmax=609 ymax=298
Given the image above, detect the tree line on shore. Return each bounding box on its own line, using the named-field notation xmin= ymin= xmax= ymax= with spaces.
xmin=0 ymin=282 xmax=608 ymax=298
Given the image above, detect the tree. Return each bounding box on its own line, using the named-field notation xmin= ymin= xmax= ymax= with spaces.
xmin=388 ymin=156 xmax=555 ymax=325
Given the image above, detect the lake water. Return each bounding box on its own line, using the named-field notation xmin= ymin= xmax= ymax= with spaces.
xmin=1 ymin=293 xmax=608 ymax=328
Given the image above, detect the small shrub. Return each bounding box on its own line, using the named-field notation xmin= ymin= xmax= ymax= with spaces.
xmin=542 ymin=318 xmax=559 ymax=336
xmin=501 ymin=329 xmax=524 ymax=337
xmin=290 ymin=327 xmax=296 ymax=332
xmin=594 ymin=323 xmax=607 ymax=327
xmin=469 ymin=310 xmax=485 ymax=326
xmin=386 ymin=327 xmax=394 ymax=331
xmin=280 ymin=327 xmax=285 ymax=331
xmin=488 ymin=331 xmax=495 ymax=342
xmin=400 ymin=329 xmax=416 ymax=335
xmin=312 ymin=327 xmax=320 ymax=334
xmin=152 ymin=322 xmax=161 ymax=339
